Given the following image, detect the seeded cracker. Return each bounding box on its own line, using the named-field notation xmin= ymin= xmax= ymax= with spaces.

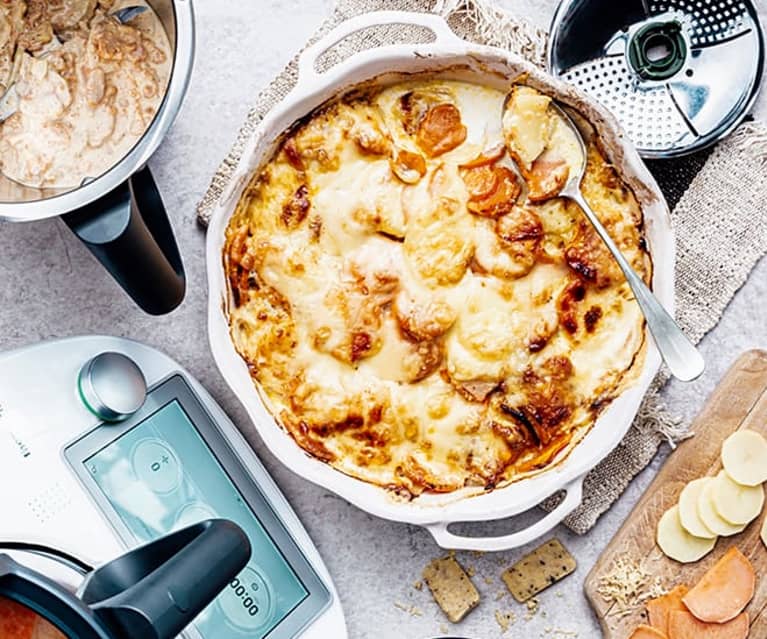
xmin=502 ymin=539 xmax=577 ymax=603
xmin=423 ymin=556 xmax=480 ymax=623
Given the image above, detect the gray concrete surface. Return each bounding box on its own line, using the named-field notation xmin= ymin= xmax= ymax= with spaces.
xmin=2 ymin=1 xmax=767 ymax=637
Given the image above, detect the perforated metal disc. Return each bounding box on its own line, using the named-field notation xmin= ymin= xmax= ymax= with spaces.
xmin=548 ymin=0 xmax=765 ymax=158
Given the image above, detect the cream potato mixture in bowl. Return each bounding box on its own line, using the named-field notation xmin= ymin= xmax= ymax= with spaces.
xmin=0 ymin=0 xmax=172 ymax=188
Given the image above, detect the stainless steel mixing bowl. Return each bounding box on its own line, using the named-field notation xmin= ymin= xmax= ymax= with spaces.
xmin=0 ymin=0 xmax=195 ymax=315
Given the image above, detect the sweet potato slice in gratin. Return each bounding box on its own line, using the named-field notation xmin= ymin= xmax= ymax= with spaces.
xmin=224 ymin=80 xmax=651 ymax=497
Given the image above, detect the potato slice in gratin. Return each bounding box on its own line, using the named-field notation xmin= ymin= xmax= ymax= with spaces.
xmin=224 ymin=80 xmax=651 ymax=497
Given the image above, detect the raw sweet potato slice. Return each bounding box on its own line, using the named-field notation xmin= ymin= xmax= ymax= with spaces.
xmin=647 ymin=598 xmax=667 ymax=632
xmin=682 ymin=548 xmax=755 ymax=623
xmin=647 ymin=584 xmax=689 ymax=635
xmin=629 ymin=624 xmax=668 ymax=639
xmin=667 ymin=610 xmax=748 ymax=639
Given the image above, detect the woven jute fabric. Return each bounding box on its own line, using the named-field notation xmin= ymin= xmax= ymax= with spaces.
xmin=196 ymin=0 xmax=767 ymax=534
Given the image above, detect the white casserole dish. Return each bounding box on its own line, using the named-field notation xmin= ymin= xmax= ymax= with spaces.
xmin=205 ymin=11 xmax=673 ymax=551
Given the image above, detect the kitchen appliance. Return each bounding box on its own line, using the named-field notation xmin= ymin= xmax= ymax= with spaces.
xmin=0 ymin=518 xmax=251 ymax=639
xmin=548 ymin=0 xmax=765 ymax=158
xmin=0 ymin=1 xmax=196 ymax=315
xmin=0 ymin=336 xmax=347 ymax=639
xmin=205 ymin=11 xmax=675 ymax=551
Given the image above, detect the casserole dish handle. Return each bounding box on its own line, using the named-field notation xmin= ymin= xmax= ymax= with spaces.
xmin=425 ymin=477 xmax=584 ymax=551
xmin=297 ymin=10 xmax=465 ymax=82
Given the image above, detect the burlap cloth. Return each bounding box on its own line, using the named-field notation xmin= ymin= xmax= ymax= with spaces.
xmin=196 ymin=0 xmax=767 ymax=534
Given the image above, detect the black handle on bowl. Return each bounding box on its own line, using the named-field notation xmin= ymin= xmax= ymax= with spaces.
xmin=81 ymin=519 xmax=251 ymax=639
xmin=62 ymin=166 xmax=186 ymax=316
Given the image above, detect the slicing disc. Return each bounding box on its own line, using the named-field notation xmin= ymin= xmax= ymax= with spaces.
xmin=548 ymin=0 xmax=765 ymax=158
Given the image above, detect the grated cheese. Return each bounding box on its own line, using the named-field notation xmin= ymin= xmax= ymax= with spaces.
xmin=596 ymin=557 xmax=668 ymax=617
xmin=545 ymin=630 xmax=579 ymax=637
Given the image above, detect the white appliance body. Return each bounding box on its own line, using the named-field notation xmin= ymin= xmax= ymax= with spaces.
xmin=0 ymin=336 xmax=346 ymax=639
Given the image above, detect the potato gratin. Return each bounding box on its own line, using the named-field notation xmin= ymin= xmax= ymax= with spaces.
xmin=224 ymin=80 xmax=651 ymax=497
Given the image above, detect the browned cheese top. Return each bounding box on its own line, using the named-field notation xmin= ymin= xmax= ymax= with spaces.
xmin=224 ymin=80 xmax=651 ymax=497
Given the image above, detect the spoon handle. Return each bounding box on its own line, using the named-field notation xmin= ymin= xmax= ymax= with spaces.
xmin=567 ymin=190 xmax=705 ymax=382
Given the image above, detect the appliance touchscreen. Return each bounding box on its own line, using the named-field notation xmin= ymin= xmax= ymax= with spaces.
xmin=84 ymin=400 xmax=309 ymax=638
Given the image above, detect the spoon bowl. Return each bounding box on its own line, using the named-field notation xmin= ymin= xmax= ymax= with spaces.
xmin=548 ymin=102 xmax=589 ymax=195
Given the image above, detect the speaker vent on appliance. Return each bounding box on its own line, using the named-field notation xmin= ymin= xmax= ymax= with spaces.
xmin=28 ymin=483 xmax=72 ymax=525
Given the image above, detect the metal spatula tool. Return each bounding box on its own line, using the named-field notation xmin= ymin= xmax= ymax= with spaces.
xmin=548 ymin=0 xmax=764 ymax=158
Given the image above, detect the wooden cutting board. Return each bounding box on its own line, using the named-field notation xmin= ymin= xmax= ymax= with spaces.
xmin=585 ymin=349 xmax=767 ymax=638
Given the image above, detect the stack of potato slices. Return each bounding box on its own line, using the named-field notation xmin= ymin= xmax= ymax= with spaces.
xmin=657 ymin=430 xmax=767 ymax=562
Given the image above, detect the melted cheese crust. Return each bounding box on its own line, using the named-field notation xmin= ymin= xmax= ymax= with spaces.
xmin=224 ymin=80 xmax=651 ymax=497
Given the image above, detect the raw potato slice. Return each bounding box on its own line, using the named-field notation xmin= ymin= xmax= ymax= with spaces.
xmin=668 ymin=610 xmax=748 ymax=639
xmin=711 ymin=470 xmax=764 ymax=525
xmin=657 ymin=505 xmax=717 ymax=563
xmin=647 ymin=585 xmax=689 ymax=636
xmin=721 ymin=429 xmax=767 ymax=486
xmin=698 ymin=479 xmax=747 ymax=537
xmin=682 ymin=547 xmax=755 ymax=624
xmin=629 ymin=624 xmax=668 ymax=639
xmin=679 ymin=478 xmax=717 ymax=539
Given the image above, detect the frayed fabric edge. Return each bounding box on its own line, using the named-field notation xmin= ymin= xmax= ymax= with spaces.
xmin=434 ymin=0 xmax=548 ymax=66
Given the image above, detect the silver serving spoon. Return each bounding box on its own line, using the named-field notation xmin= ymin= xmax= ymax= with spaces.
xmin=0 ymin=5 xmax=148 ymax=122
xmin=545 ymin=102 xmax=704 ymax=382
